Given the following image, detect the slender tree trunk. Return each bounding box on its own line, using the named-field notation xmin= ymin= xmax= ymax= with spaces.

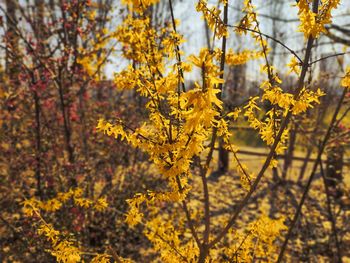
xmin=282 ymin=125 xmax=297 ymax=179
xmin=326 ymin=144 xmax=344 ymax=199
xmin=34 ymin=90 xmax=42 ymax=198
xmin=218 ymin=139 xmax=229 ymax=174
xmin=5 ymin=0 xmax=19 ymax=77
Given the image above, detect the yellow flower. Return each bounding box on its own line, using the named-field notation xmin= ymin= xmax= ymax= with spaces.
xmin=296 ymin=0 xmax=340 ymax=38
xmin=341 ymin=67 xmax=350 ymax=88
xmin=287 ymin=56 xmax=301 ymax=75
xmin=74 ymin=198 xmax=92 ymax=208
xmin=94 ymin=197 xmax=108 ymax=211
xmin=37 ymin=223 xmax=60 ymax=243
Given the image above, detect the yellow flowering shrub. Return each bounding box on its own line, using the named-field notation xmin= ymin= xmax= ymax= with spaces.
xmin=93 ymin=0 xmax=316 ymax=261
xmin=89 ymin=0 xmax=349 ymax=261
xmin=12 ymin=0 xmax=349 ymax=261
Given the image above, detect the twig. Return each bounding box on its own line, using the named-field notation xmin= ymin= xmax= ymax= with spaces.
xmin=225 ymin=24 xmax=303 ymax=63
xmin=168 ymin=0 xmax=186 ymax=93
xmin=309 ymin=52 xmax=349 ymax=66
xmin=175 ymin=175 xmax=202 ymax=250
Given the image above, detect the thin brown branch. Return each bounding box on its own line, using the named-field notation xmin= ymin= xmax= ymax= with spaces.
xmin=225 ymin=23 xmax=303 ymax=63
xmin=309 ymin=52 xmax=349 ymax=66
xmin=168 ymin=0 xmax=186 ymax=93
xmin=175 ymin=176 xmax=202 ymax=249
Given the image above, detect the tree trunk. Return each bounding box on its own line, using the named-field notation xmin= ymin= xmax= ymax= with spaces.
xmin=326 ymin=145 xmax=344 ymax=199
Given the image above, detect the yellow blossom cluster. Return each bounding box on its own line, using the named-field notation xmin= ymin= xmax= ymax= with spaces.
xmin=243 ymin=98 xmax=288 ymax=158
xmin=262 ymin=85 xmax=324 ymax=116
xmin=223 ymin=215 xmax=287 ymax=261
xmin=341 ymin=67 xmax=350 ymax=89
xmin=244 ymin=78 xmax=324 ymax=160
xmin=22 ymin=187 xmax=108 ymax=216
xmin=74 ymin=3 xmax=113 ymax=80
xmin=235 ymin=0 xmax=257 ymax=35
xmin=114 ymin=16 xmax=158 ymax=64
xmin=122 ymin=0 xmax=160 ymax=13
xmin=37 ymin=223 xmax=84 ymax=263
xmin=234 ymin=0 xmax=271 ymax=61
xmin=23 ymin=193 xmax=112 ymax=263
xmin=296 ymin=0 xmax=340 ymax=38
xmin=196 ymin=0 xmax=228 ymax=39
xmin=37 ymin=223 xmax=113 ymax=263
xmin=287 ymin=57 xmax=301 ymax=75
xmin=144 ymin=215 xmax=198 ymax=262
xmin=97 ymin=46 xmax=228 ymax=227
xmin=225 ymin=49 xmax=263 ymax=66
xmin=77 ymin=28 xmax=112 ymax=79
